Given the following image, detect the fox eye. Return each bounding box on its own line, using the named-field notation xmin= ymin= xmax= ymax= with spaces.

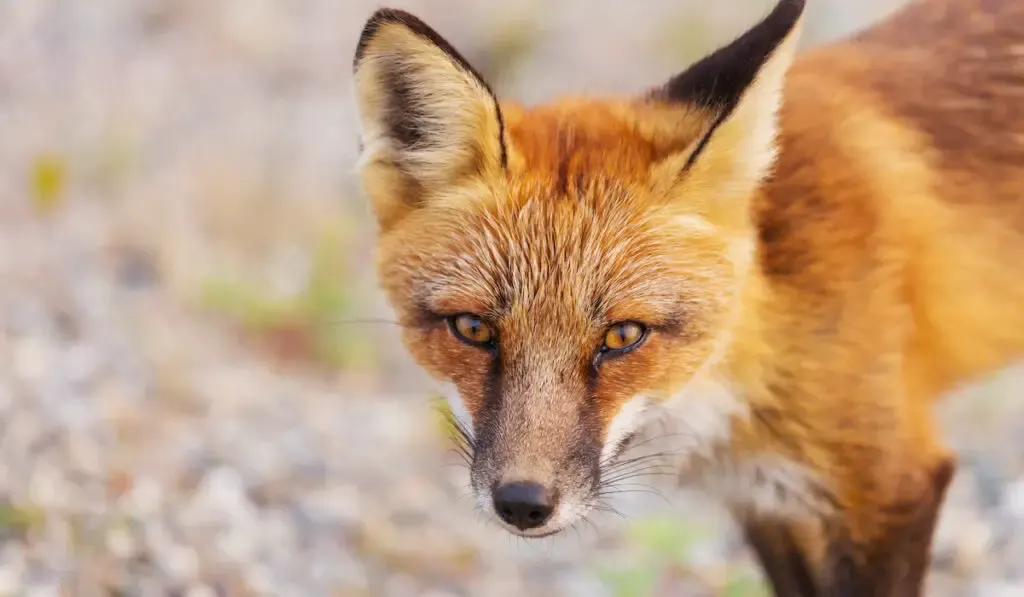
xmin=602 ymin=322 xmax=647 ymax=353
xmin=448 ymin=314 xmax=495 ymax=347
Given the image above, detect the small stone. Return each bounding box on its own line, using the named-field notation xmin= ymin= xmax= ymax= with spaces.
xmin=301 ymin=484 xmax=361 ymax=525
xmin=67 ymin=433 xmax=103 ymax=476
xmin=241 ymin=564 xmax=276 ymax=596
xmin=64 ymin=342 xmax=101 ymax=386
xmin=969 ymin=455 xmax=1008 ymax=512
xmin=193 ymin=466 xmax=255 ymax=523
xmin=115 ymin=247 xmax=160 ymax=289
xmin=0 ymin=557 xmax=23 ymax=594
xmin=555 ymin=574 xmax=613 ymax=597
xmin=383 ymin=574 xmax=419 ymax=597
xmin=970 ymin=579 xmax=1024 ymax=597
xmin=160 ymin=544 xmax=200 ymax=582
xmin=28 ymin=463 xmax=69 ymax=510
xmin=106 ymin=525 xmax=137 ymax=559
xmin=954 ymin=519 xmax=994 ymax=576
xmin=187 ymin=585 xmax=218 ymax=597
xmin=13 ymin=337 xmax=49 ymax=381
xmin=215 ymin=527 xmax=257 ymax=564
xmin=119 ymin=475 xmax=164 ymax=517
xmin=1004 ymin=479 xmax=1024 ymax=522
xmin=24 ymin=582 xmax=61 ymax=597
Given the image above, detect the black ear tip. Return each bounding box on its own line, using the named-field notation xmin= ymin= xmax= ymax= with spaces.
xmin=354 ymin=8 xmax=433 ymax=69
xmin=350 ymin=7 xmax=496 ymax=100
xmin=656 ymin=0 xmax=806 ymax=110
xmin=774 ymin=0 xmax=808 ymax=24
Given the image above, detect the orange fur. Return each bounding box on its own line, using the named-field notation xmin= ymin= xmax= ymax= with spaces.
xmin=352 ymin=0 xmax=1024 ymax=593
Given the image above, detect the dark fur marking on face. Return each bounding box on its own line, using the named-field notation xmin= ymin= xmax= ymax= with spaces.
xmin=354 ymin=8 xmax=509 ymax=168
xmin=406 ymin=298 xmax=448 ymax=330
xmin=572 ymin=384 xmax=605 ymax=491
xmin=472 ymin=354 xmax=506 ymax=458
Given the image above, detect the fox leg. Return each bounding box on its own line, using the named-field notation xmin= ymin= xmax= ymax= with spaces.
xmin=743 ymin=455 xmax=955 ymax=597
xmin=820 ymin=454 xmax=956 ymax=597
xmin=740 ymin=516 xmax=825 ymax=597
xmin=738 ymin=447 xmax=955 ymax=597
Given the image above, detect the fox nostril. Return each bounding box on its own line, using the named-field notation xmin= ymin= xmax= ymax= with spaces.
xmin=492 ymin=481 xmax=556 ymax=531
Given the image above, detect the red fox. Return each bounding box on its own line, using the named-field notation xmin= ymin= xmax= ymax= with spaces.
xmin=351 ymin=0 xmax=1024 ymax=594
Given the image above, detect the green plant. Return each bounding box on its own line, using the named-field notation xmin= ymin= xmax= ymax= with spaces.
xmin=597 ymin=515 xmax=710 ymax=596
xmin=200 ymin=221 xmax=375 ymax=371
xmin=596 ymin=514 xmax=768 ymax=596
xmin=30 ymin=152 xmax=67 ymax=215
xmin=0 ymin=501 xmax=45 ymax=539
xmin=722 ymin=573 xmax=770 ymax=597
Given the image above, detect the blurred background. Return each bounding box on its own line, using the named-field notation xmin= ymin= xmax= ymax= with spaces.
xmin=1 ymin=0 xmax=1023 ymax=595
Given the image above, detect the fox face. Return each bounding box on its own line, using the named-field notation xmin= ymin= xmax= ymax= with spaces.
xmin=353 ymin=1 xmax=805 ymax=536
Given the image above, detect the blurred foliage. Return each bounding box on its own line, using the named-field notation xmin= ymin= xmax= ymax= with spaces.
xmin=625 ymin=515 xmax=711 ymax=557
xmin=598 ymin=515 xmax=707 ymax=597
xmin=0 ymin=501 xmax=45 ymax=540
xmin=723 ymin=574 xmax=770 ymax=597
xmin=597 ymin=514 xmax=767 ymax=596
xmin=88 ymin=130 xmax=137 ymax=193
xmin=200 ymin=221 xmax=375 ymax=372
xmin=29 ymin=153 xmax=67 ymax=216
xmin=432 ymin=395 xmax=458 ymax=441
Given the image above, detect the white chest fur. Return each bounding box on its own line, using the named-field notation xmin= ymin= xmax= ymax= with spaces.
xmin=691 ymin=453 xmax=833 ymax=521
xmin=645 ymin=377 xmax=833 ymax=522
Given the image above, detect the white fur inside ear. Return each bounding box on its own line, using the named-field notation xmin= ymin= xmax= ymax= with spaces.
xmin=691 ymin=17 xmax=804 ymax=196
xmin=351 ymin=23 xmax=503 ymax=186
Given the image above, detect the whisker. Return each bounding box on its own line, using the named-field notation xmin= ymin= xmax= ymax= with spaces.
xmin=601 ymin=464 xmax=676 ymax=483
xmin=600 ymin=431 xmax=693 ymax=467
xmin=591 ymin=504 xmax=626 ymax=520
xmin=600 ymin=473 xmax=675 ymax=489
xmin=326 ymin=317 xmax=412 ymax=328
xmin=597 ymin=484 xmax=672 ymax=506
xmin=602 ymin=452 xmax=675 ymax=477
xmin=601 ymin=457 xmax=675 ymax=475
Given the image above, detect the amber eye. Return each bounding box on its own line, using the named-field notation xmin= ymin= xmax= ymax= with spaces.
xmin=448 ymin=314 xmax=495 ymax=347
xmin=603 ymin=322 xmax=646 ymax=352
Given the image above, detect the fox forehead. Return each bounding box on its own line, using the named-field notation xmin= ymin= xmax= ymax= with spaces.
xmin=500 ymin=99 xmax=711 ymax=186
xmin=378 ymin=98 xmax=739 ymax=328
xmin=387 ymin=174 xmax=733 ymax=333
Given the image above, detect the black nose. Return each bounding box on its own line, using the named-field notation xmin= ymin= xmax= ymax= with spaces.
xmin=493 ymin=482 xmax=556 ymax=530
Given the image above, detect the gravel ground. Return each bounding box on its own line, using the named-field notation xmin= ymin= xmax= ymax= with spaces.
xmin=1 ymin=1 xmax=1022 ymax=596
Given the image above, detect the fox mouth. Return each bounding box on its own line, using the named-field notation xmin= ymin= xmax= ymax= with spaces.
xmin=490 ymin=519 xmax=569 ymax=539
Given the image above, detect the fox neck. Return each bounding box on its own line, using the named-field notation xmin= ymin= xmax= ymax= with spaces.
xmin=652 ymin=228 xmax=835 ymax=520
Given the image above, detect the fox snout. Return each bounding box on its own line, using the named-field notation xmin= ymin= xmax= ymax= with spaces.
xmin=458 ymin=374 xmax=608 ymax=536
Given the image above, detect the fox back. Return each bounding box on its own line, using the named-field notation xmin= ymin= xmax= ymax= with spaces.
xmin=351 ymin=0 xmax=1024 ymax=593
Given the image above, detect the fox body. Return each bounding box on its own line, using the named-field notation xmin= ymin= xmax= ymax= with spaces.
xmin=352 ymin=0 xmax=1024 ymax=594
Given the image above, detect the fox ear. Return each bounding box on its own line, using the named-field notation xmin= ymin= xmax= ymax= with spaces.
xmin=649 ymin=0 xmax=805 ymax=213
xmin=352 ymin=9 xmax=506 ymax=231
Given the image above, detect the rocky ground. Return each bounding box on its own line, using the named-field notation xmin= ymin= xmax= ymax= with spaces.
xmin=1 ymin=1 xmax=1022 ymax=596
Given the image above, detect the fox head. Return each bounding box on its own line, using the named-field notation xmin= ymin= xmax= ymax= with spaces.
xmin=352 ymin=1 xmax=805 ymax=537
